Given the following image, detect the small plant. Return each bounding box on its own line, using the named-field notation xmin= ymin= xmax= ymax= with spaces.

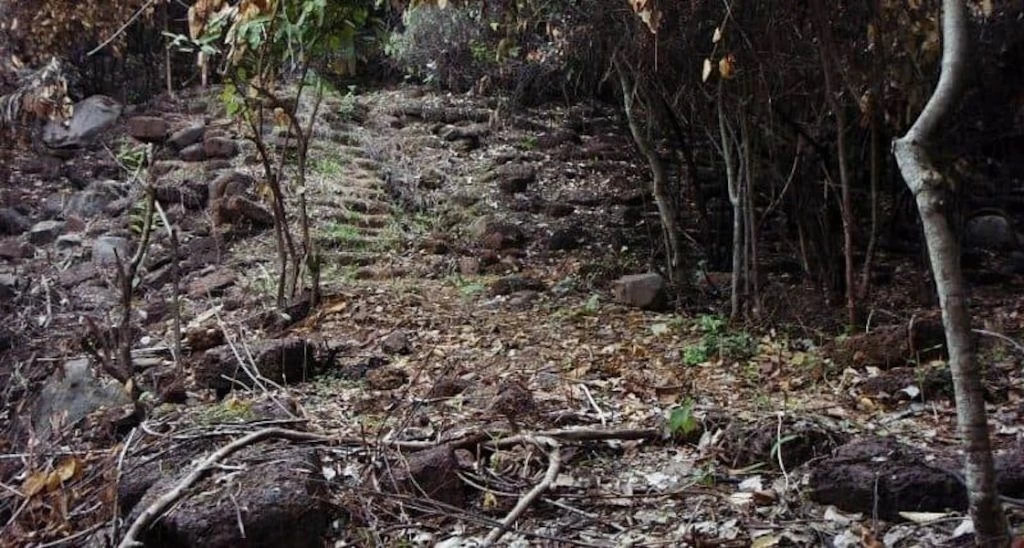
xmin=668 ymin=399 xmax=699 ymax=437
xmin=519 ymin=134 xmax=538 ymax=150
xmin=117 ymin=142 xmax=149 ymax=173
xmin=682 ymin=314 xmax=757 ymax=365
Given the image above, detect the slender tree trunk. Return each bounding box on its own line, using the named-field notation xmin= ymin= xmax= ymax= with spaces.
xmin=614 ymin=59 xmax=685 ymax=286
xmin=718 ymin=84 xmax=744 ymax=320
xmin=893 ymin=1 xmax=1008 ymax=544
xmin=814 ymin=0 xmax=857 ymax=328
xmin=860 ymin=115 xmax=880 ymax=299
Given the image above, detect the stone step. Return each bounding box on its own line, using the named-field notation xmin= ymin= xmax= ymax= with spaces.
xmin=329 ymin=252 xmax=379 ymax=267
xmin=332 ymin=213 xmax=390 ymax=229
xmin=342 ymin=198 xmax=391 ymax=215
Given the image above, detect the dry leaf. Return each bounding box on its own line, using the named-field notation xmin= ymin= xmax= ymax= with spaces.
xmin=719 ymin=54 xmax=736 ymax=80
xmin=701 ymin=58 xmax=713 ymax=82
xmin=712 ymin=27 xmax=722 ymax=43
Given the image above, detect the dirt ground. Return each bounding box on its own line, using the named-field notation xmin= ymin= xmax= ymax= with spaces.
xmin=2 ymin=85 xmax=1024 ymax=547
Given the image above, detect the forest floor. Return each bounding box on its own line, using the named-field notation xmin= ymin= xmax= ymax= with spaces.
xmin=2 ymin=85 xmax=1024 ymax=547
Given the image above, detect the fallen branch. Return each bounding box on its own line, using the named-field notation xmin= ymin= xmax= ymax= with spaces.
xmin=482 ymin=436 xmax=562 ymax=547
xmin=117 ymin=427 xmax=328 ymax=548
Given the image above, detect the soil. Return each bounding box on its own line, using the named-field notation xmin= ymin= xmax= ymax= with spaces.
xmin=2 ymin=85 xmax=1024 ymax=547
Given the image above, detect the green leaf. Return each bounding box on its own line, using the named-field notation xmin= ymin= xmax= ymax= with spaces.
xmin=668 ymin=400 xmax=699 ymax=436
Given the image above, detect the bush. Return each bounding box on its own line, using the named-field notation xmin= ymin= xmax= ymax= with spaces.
xmin=386 ymin=6 xmax=487 ymax=91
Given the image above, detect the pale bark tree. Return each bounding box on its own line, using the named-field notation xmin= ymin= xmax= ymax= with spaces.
xmin=893 ymin=0 xmax=1008 ymax=544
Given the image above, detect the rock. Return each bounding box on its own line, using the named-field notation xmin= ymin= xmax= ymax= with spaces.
xmin=381 ymin=331 xmax=411 ymax=355
xmin=187 ymin=269 xmax=237 ymax=298
xmin=484 ymin=164 xmax=536 ymax=194
xmin=827 ymin=313 xmax=946 ymax=369
xmin=383 ymin=445 xmax=466 ymax=508
xmin=419 ymin=233 xmax=450 ymax=255
xmin=611 ymin=273 xmax=668 ymax=310
xmin=179 ymin=143 xmax=207 ymax=162
xmin=150 ymin=160 xmax=182 ymax=177
xmin=92 ymin=236 xmax=132 ymax=266
xmin=196 ymin=338 xmax=315 ymax=394
xmin=439 ymin=123 xmax=489 ymax=141
xmin=184 ymin=325 xmax=226 ymax=353
xmin=28 ymin=220 xmax=65 ymax=245
xmin=168 ymin=124 xmax=206 ymax=149
xmin=470 ymin=217 xmax=526 ymax=250
xmin=458 ymin=256 xmax=481 ymax=276
xmin=126 ymin=116 xmax=170 ymax=143
xmin=809 ymin=438 xmax=967 ymax=520
xmin=126 ymin=446 xmax=328 ymax=548
xmin=548 ymin=225 xmax=584 ymax=251
xmin=204 ymin=137 xmax=240 ymax=159
xmin=0 ymin=273 xmax=17 ymax=302
xmin=31 ymin=358 xmax=133 ymax=442
xmin=543 ymin=202 xmax=575 ymax=218
xmin=965 ymin=214 xmax=1018 ymax=250
xmin=43 ymin=95 xmax=122 ymax=149
xmin=64 ymin=180 xmax=125 ymax=218
xmin=56 ymin=233 xmax=84 ymax=249
xmin=366 ymin=366 xmax=409 ymax=390
xmin=0 ymin=207 xmax=31 ymax=235
xmin=214 ymin=196 xmax=274 ymax=227
xmin=0 ymin=239 xmax=33 ymax=261
xmin=154 ymin=184 xmax=205 ymax=210
xmin=59 ymin=263 xmax=98 ymax=288
xmin=208 ymin=171 xmax=255 ymax=202
xmin=428 ymin=378 xmax=469 ymax=398
xmin=489 ymin=275 xmax=545 ymax=297
xmin=419 ymin=168 xmax=445 ymax=190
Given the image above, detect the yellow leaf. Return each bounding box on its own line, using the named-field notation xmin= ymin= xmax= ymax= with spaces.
xmin=719 ymin=54 xmax=736 ymax=80
xmin=980 ymin=0 xmax=993 ymax=17
xmin=22 ymin=471 xmax=49 ymax=497
xmin=55 ymin=457 xmax=81 ymax=483
xmin=482 ymin=490 xmax=497 ymax=508
xmin=701 ymin=58 xmax=713 ymax=82
xmin=712 ymin=26 xmax=722 ymax=43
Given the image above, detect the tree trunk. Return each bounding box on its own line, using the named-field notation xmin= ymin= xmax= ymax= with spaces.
xmin=718 ymin=83 xmax=744 ymax=320
xmin=892 ymin=0 xmax=1008 ymax=544
xmin=614 ymin=58 xmax=685 ymax=286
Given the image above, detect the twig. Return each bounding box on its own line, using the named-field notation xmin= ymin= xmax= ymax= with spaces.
xmin=117 ymin=428 xmax=328 ymax=548
xmin=35 ymin=522 xmax=105 ymax=548
xmin=482 ymin=436 xmax=561 ymax=546
xmin=775 ymin=412 xmax=790 ymax=490
xmin=579 ymin=384 xmax=607 ymax=427
xmin=973 ymin=328 xmax=1024 ymax=356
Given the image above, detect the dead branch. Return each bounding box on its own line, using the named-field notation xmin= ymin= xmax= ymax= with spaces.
xmin=117 ymin=427 xmax=329 ymax=548
xmin=482 ymin=435 xmax=561 ymax=546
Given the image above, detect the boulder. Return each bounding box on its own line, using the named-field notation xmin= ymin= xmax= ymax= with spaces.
xmin=0 ymin=207 xmax=31 ymax=236
xmin=0 ymin=239 xmax=34 ymax=261
xmin=124 ymin=446 xmax=328 ymax=548
xmin=203 ymin=137 xmax=240 ymax=159
xmin=92 ymin=235 xmax=132 ymax=266
xmin=126 ymin=116 xmax=170 ymax=143
xmin=27 ymin=220 xmax=65 ymax=245
xmin=381 ymin=331 xmax=411 ymax=355
xmin=484 ymin=163 xmax=536 ymax=195
xmin=168 ymin=124 xmax=206 ymax=150
xmin=470 ymin=217 xmax=526 ymax=250
xmin=64 ymin=180 xmax=125 ymax=218
xmin=489 ymin=275 xmax=545 ymax=297
xmin=179 ymin=143 xmax=207 ymax=162
xmin=208 ymin=171 xmax=255 ymax=202
xmin=31 ymin=358 xmax=133 ymax=442
xmin=611 ymin=273 xmax=668 ymax=310
xmin=965 ymin=214 xmax=1018 ymax=250
xmin=43 ymin=95 xmax=122 ymax=149
xmin=382 ymin=445 xmax=467 ymax=508
xmin=187 ymin=269 xmax=237 ymax=298
xmin=196 ymin=338 xmax=315 ymax=394
xmin=548 ymin=225 xmax=585 ymax=251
